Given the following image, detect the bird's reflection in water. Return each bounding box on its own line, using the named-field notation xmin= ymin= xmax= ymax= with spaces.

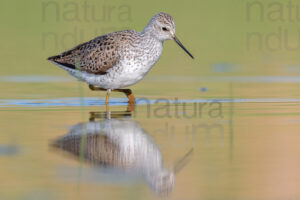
xmin=52 ymin=106 xmax=193 ymax=196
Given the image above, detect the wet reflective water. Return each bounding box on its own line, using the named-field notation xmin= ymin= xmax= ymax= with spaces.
xmin=1 ymin=77 xmax=300 ymax=199
xmin=2 ymin=0 xmax=300 ymax=198
xmin=51 ymin=111 xmax=193 ymax=197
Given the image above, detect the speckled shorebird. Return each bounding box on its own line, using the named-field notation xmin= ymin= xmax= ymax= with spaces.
xmin=48 ymin=12 xmax=194 ymax=104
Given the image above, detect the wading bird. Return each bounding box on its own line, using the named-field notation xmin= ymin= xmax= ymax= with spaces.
xmin=48 ymin=12 xmax=193 ymax=105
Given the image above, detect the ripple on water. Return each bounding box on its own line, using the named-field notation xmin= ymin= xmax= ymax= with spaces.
xmin=0 ymin=75 xmax=74 ymax=83
xmin=1 ymin=98 xmax=300 ymax=108
xmin=1 ymin=75 xmax=300 ymax=83
xmin=0 ymin=145 xmax=19 ymax=156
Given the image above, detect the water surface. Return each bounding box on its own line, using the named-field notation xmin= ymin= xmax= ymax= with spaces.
xmin=1 ymin=77 xmax=300 ymax=200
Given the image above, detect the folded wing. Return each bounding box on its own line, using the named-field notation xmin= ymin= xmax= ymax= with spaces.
xmin=48 ymin=33 xmax=121 ymax=75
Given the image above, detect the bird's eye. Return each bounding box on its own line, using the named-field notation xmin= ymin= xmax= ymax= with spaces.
xmin=162 ymin=27 xmax=168 ymax=31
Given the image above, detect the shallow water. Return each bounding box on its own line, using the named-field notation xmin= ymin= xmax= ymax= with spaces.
xmin=2 ymin=0 xmax=300 ymax=198
xmin=1 ymin=76 xmax=300 ymax=200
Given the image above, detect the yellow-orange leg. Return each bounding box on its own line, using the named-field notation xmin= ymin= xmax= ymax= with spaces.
xmin=105 ymin=89 xmax=111 ymax=105
xmin=114 ymin=89 xmax=135 ymax=112
xmin=89 ymin=85 xmax=135 ymax=105
xmin=89 ymin=85 xmax=109 ymax=104
xmin=113 ymin=89 xmax=135 ymax=104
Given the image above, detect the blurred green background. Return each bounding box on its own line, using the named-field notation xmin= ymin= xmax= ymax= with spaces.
xmin=1 ymin=1 xmax=300 ymax=200
xmin=1 ymin=0 xmax=300 ymax=100
xmin=1 ymin=0 xmax=300 ymax=76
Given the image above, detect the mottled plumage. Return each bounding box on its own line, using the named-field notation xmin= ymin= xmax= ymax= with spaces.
xmin=48 ymin=12 xmax=193 ymax=102
xmin=48 ymin=31 xmax=139 ymax=75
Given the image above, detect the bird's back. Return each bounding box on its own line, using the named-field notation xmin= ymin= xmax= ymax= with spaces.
xmin=48 ymin=30 xmax=141 ymax=75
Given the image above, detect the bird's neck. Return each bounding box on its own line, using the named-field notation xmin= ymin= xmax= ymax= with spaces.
xmin=139 ymin=32 xmax=163 ymax=52
xmin=141 ymin=26 xmax=163 ymax=44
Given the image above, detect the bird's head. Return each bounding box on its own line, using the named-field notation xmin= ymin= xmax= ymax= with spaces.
xmin=144 ymin=12 xmax=194 ymax=59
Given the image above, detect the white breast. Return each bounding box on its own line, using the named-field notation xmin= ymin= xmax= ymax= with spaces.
xmin=113 ymin=39 xmax=163 ymax=88
xmin=67 ymin=34 xmax=163 ymax=90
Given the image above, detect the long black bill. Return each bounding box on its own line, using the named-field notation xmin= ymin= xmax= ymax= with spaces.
xmin=173 ymin=36 xmax=194 ymax=59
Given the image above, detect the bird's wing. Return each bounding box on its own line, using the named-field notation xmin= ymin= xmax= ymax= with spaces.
xmin=53 ymin=134 xmax=121 ymax=166
xmin=48 ymin=33 xmax=121 ymax=75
